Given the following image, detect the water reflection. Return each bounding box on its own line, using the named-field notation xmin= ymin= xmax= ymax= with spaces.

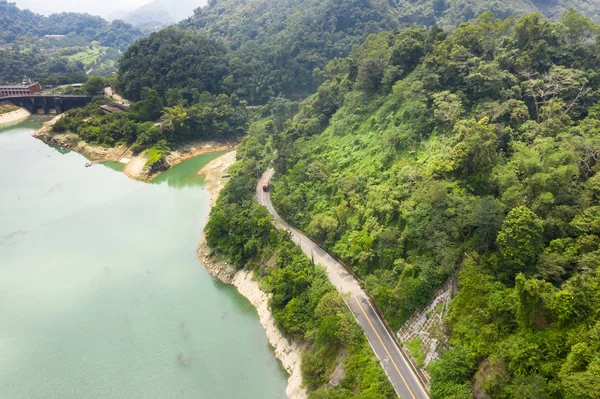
xmin=100 ymin=161 xmax=126 ymax=172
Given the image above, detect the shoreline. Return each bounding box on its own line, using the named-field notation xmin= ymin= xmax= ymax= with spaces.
xmin=32 ymin=114 xmax=237 ymax=181
xmin=0 ymin=108 xmax=31 ymax=128
xmin=196 ymin=154 xmax=307 ymax=399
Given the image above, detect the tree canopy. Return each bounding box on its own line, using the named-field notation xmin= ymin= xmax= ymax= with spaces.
xmin=116 ymin=28 xmax=230 ymax=101
xmin=205 ymin=10 xmax=600 ymax=398
xmin=115 ymin=0 xmax=600 ymax=104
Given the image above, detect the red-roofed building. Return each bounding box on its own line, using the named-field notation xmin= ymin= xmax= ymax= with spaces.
xmin=0 ymin=82 xmax=41 ymax=97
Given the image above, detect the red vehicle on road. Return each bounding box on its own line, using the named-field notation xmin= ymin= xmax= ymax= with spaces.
xmin=262 ymin=180 xmax=270 ymax=192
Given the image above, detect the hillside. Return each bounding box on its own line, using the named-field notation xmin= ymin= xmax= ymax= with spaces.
xmin=395 ymin=0 xmax=600 ymax=27
xmin=115 ymin=0 xmax=600 ymax=105
xmin=180 ymin=0 xmax=400 ymax=102
xmin=0 ymin=2 xmax=142 ymax=48
xmin=0 ymin=2 xmax=143 ymax=82
xmin=116 ymin=28 xmax=229 ymax=101
xmin=206 ymin=11 xmax=600 ymax=398
xmin=117 ymin=0 xmax=402 ymax=103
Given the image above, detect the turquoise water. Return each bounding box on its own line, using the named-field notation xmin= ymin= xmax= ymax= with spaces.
xmin=0 ymin=119 xmax=287 ymax=399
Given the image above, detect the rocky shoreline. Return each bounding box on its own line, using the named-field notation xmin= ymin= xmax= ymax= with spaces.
xmin=196 ymin=154 xmax=308 ymax=399
xmin=33 ymin=115 xmax=237 ymax=181
xmin=197 ymin=244 xmax=308 ymax=399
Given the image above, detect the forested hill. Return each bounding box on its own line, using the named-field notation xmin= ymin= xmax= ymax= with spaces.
xmin=117 ymin=0 xmax=399 ymax=103
xmin=185 ymin=0 xmax=600 ymax=33
xmin=0 ymin=2 xmax=142 ymax=49
xmin=116 ymin=28 xmax=230 ymax=101
xmin=206 ymin=10 xmax=600 ymax=398
xmin=179 ymin=0 xmax=399 ymax=102
xmin=117 ymin=0 xmax=600 ymax=105
xmin=394 ymin=0 xmax=600 ymax=27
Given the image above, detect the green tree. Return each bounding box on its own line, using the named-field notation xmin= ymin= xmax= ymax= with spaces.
xmin=433 ymin=90 xmax=463 ymax=126
xmin=514 ymin=273 xmax=554 ymax=329
xmin=307 ymin=213 xmax=339 ymax=244
xmin=130 ymin=87 xmax=164 ymax=122
xmin=450 ymin=117 xmax=500 ymax=182
xmin=496 ymin=206 xmax=544 ymax=279
xmin=84 ymin=76 xmax=105 ymax=95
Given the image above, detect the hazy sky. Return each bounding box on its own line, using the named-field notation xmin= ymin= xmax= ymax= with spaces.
xmin=14 ymin=0 xmax=149 ymax=19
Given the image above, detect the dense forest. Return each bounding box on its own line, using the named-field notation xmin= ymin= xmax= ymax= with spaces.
xmin=205 ymin=10 xmax=600 ymax=399
xmin=394 ymin=0 xmax=600 ymax=27
xmin=116 ymin=28 xmax=230 ymax=101
xmin=0 ymin=45 xmax=87 ymax=83
xmin=116 ymin=0 xmax=399 ymax=103
xmin=0 ymin=2 xmax=143 ymax=82
xmin=115 ymin=0 xmax=600 ymax=105
xmin=180 ymin=0 xmax=398 ymax=102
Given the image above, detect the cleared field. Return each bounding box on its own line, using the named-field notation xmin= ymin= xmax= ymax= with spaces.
xmin=65 ymin=46 xmax=105 ymax=66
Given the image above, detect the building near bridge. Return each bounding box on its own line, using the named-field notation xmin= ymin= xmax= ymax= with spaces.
xmin=0 ymin=81 xmax=41 ymax=97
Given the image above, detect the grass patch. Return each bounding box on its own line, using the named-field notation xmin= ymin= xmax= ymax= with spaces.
xmin=0 ymin=105 xmax=20 ymax=115
xmin=405 ymin=337 xmax=426 ymax=367
xmin=144 ymin=147 xmax=167 ymax=168
xmin=435 ymin=302 xmax=444 ymax=314
xmin=65 ymin=46 xmax=104 ymax=66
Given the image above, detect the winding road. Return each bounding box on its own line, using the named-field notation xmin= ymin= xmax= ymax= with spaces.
xmin=257 ymin=169 xmax=429 ymax=399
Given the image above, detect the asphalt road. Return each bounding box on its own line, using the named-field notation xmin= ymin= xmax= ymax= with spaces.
xmin=257 ymin=169 xmax=429 ymax=399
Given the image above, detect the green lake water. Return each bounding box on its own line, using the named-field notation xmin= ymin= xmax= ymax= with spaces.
xmin=0 ymin=119 xmax=288 ymax=399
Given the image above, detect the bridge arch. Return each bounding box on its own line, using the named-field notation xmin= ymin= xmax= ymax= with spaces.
xmin=0 ymin=95 xmax=93 ymax=114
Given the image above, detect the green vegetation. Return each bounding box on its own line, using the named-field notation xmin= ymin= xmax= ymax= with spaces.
xmin=180 ymin=0 xmax=400 ymax=103
xmin=273 ymin=11 xmax=600 ymax=398
xmin=205 ymin=9 xmax=600 ymax=399
xmin=204 ymin=119 xmax=395 ymax=398
xmin=53 ymin=89 xmax=248 ymax=169
xmin=114 ymin=0 xmax=600 ymax=106
xmin=0 ymin=2 xmax=144 ymax=82
xmin=395 ymin=0 xmax=600 ymax=28
xmin=405 ymin=338 xmax=426 ymax=367
xmin=10 ymin=0 xmax=600 ymax=395
xmin=0 ymin=103 xmax=20 ymax=115
xmin=63 ymin=44 xmax=103 ymax=67
xmin=0 ymin=3 xmax=142 ymax=48
xmin=0 ymin=45 xmax=88 ymax=84
xmin=117 ymin=28 xmax=230 ymax=101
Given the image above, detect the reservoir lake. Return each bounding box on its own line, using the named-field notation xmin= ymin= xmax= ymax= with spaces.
xmin=0 ymin=118 xmax=288 ymax=399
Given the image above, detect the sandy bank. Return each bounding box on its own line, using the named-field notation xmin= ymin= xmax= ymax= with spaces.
xmin=198 ymin=150 xmax=237 ymax=207
xmin=0 ymin=107 xmax=30 ymax=127
xmin=33 ymin=115 xmax=237 ymax=181
xmin=196 ymin=153 xmax=307 ymax=399
xmin=146 ymin=139 xmax=236 ymax=181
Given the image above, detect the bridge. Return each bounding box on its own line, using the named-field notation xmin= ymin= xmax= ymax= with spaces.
xmin=0 ymin=95 xmax=93 ymax=114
